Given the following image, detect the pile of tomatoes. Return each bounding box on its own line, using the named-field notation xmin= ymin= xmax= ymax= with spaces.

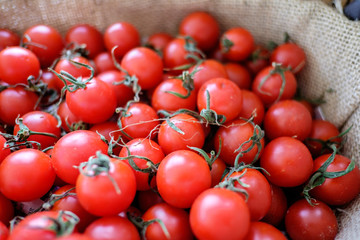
xmin=0 ymin=11 xmax=359 ymax=240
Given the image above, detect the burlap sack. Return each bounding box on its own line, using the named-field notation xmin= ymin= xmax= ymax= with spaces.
xmin=1 ymin=0 xmax=359 ymax=238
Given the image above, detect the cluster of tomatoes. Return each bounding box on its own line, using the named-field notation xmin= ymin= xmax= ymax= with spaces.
xmin=0 ymin=10 xmax=359 ymax=240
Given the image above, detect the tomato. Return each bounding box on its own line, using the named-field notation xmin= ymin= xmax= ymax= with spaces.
xmin=136 ymin=190 xmax=165 ymax=212
xmin=237 ymin=89 xmax=265 ymax=125
xmin=209 ymin=45 xmax=226 ymax=62
xmin=57 ymin=233 xmax=93 ymax=240
xmin=0 ymin=46 xmax=40 ymax=85
xmin=190 ymin=188 xmax=250 ymax=240
xmin=57 ymin=101 xmax=83 ymax=132
xmin=0 ymin=192 xmax=14 ymax=226
xmin=51 ymin=130 xmax=108 ymax=184
xmin=157 ymin=113 xmax=205 ymax=155
xmin=93 ymin=51 xmax=117 ymax=73
xmin=264 ymin=99 xmax=312 ymax=141
xmin=0 ymin=29 xmax=20 ymax=51
xmin=224 ymin=62 xmax=252 ymax=89
xmin=0 ymin=135 xmax=11 ymax=164
xmin=13 ymin=111 xmax=61 ymax=149
xmin=84 ymin=216 xmax=140 ymax=240
xmin=146 ymin=32 xmax=173 ymax=51
xmin=179 ymin=11 xmax=220 ymax=52
xmin=252 ymin=65 xmax=297 ymax=107
xmin=119 ymin=138 xmax=164 ymax=191
xmin=76 ymin=157 xmax=136 ymax=216
xmin=310 ymin=154 xmax=360 ymax=206
xmin=120 ymin=102 xmax=160 ymax=139
xmin=66 ymin=77 xmax=117 ymax=124
xmin=0 ymin=148 xmax=55 ymax=202
xmin=270 ymin=42 xmax=306 ymax=74
xmin=163 ymin=37 xmax=197 ymax=72
xmin=23 ymin=24 xmax=64 ymax=67
xmin=65 ymin=23 xmax=105 ymax=59
xmin=104 ymin=22 xmax=140 ymax=59
xmin=285 ymin=199 xmax=338 ymax=240
xmin=262 ymin=184 xmax=288 ymax=226
xmin=143 ymin=203 xmax=193 ymax=240
xmin=214 ymin=119 xmax=264 ymax=166
xmin=0 ymin=221 xmax=8 ymax=240
xmin=50 ymin=185 xmax=98 ymax=232
xmin=260 ymin=137 xmax=313 ymax=187
xmin=245 ymin=45 xmax=270 ymax=76
xmin=40 ymin=70 xmax=62 ymax=92
xmin=96 ymin=70 xmax=134 ymax=107
xmin=189 ymin=59 xmax=228 ymax=92
xmin=210 ymin=157 xmax=226 ymax=187
xmin=197 ymin=78 xmax=243 ymax=123
xmin=89 ymin=121 xmax=123 ymax=155
xmin=220 ymin=27 xmax=255 ymax=61
xmin=226 ymin=168 xmax=272 ymax=221
xmin=151 ymin=78 xmax=197 ymax=112
xmin=156 ymin=150 xmax=211 ymax=208
xmin=244 ymin=221 xmax=287 ymax=240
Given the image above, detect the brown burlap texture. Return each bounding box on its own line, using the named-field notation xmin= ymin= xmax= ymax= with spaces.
xmin=1 ymin=0 xmax=359 ymax=238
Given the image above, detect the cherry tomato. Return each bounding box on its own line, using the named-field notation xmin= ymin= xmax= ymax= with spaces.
xmin=0 ymin=221 xmax=8 ymax=240
xmin=210 ymin=157 xmax=226 ymax=187
xmin=220 ymin=27 xmax=255 ymax=61
xmin=0 ymin=135 xmax=11 ymax=164
xmin=163 ymin=37 xmax=197 ymax=72
xmin=237 ymin=89 xmax=265 ymax=125
xmin=0 ymin=192 xmax=14 ymax=226
xmin=0 ymin=29 xmax=20 ymax=51
xmin=57 ymin=101 xmax=82 ymax=133
xmin=285 ymin=199 xmax=338 ymax=240
xmin=0 ymin=46 xmax=40 ymax=85
xmin=146 ymin=32 xmax=173 ymax=51
xmin=156 ymin=150 xmax=211 ymax=208
xmin=143 ymin=203 xmax=193 ymax=240
xmin=262 ymin=183 xmax=288 ymax=226
xmin=93 ymin=51 xmax=117 ymax=73
xmin=190 ymin=188 xmax=250 ymax=240
xmin=40 ymin=70 xmax=62 ymax=93
xmin=0 ymin=148 xmax=55 ymax=202
xmin=245 ymin=45 xmax=270 ymax=76
xmin=224 ymin=62 xmax=252 ymax=89
xmin=244 ymin=221 xmax=287 ymax=240
xmin=270 ymin=42 xmax=306 ymax=74
xmin=57 ymin=233 xmax=93 ymax=240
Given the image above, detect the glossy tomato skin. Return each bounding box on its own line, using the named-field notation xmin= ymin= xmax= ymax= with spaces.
xmin=57 ymin=101 xmax=82 ymax=132
xmin=57 ymin=233 xmax=93 ymax=240
xmin=285 ymin=199 xmax=338 ymax=240
xmin=260 ymin=137 xmax=313 ymax=187
xmin=84 ymin=216 xmax=140 ymax=240
xmin=76 ymin=158 xmax=137 ymax=216
xmin=23 ymin=24 xmax=64 ymax=67
xmin=262 ymin=183 xmax=288 ymax=226
xmin=220 ymin=27 xmax=255 ymax=61
xmin=224 ymin=62 xmax=252 ymax=89
xmin=244 ymin=221 xmax=287 ymax=240
xmin=66 ymin=77 xmax=117 ymax=124
xmin=238 ymin=89 xmax=265 ymax=125
xmin=156 ymin=150 xmax=211 ymax=208
xmin=0 ymin=221 xmax=8 ymax=240
xmin=93 ymin=51 xmax=117 ymax=73
xmin=51 ymin=130 xmax=108 ymax=184
xmin=0 ymin=46 xmax=40 ymax=85
xmin=146 ymin=32 xmax=173 ymax=51
xmin=143 ymin=203 xmax=194 ymax=240
xmin=310 ymin=154 xmax=360 ymax=206
xmin=190 ymin=188 xmax=250 ymax=240
xmin=264 ymin=99 xmax=312 ymax=141
xmin=197 ymin=78 xmax=243 ymax=123
xmin=0 ymin=192 xmax=14 ymax=227
xmin=0 ymin=149 xmax=55 ymax=202
xmin=0 ymin=29 xmax=20 ymax=51
xmin=163 ymin=37 xmax=195 ymax=72
xmin=270 ymin=42 xmax=306 ymax=74
xmin=0 ymin=135 xmax=11 ymax=164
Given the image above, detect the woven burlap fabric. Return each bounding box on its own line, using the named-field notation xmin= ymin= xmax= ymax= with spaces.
xmin=1 ymin=0 xmax=359 ymax=238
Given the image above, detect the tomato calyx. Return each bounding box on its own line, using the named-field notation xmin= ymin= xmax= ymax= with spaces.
xmin=164 ymin=68 xmax=199 ymax=99
xmin=182 ymin=35 xmax=206 ymax=63
xmin=215 ymin=168 xmax=250 ymax=200
xmin=302 ymin=145 xmax=356 ymax=205
xmin=21 ymin=34 xmax=47 ymax=50
xmin=199 ymin=90 xmax=226 ymax=126
xmin=42 ymin=210 xmax=79 ymax=237
xmin=42 ymin=187 xmax=76 ymax=211
xmin=188 ymin=135 xmax=222 ymax=170
xmin=220 ymin=36 xmax=234 ymax=53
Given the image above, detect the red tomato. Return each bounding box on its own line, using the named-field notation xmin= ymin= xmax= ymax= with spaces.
xmin=104 ymin=22 xmax=140 ymax=59
xmin=65 ymin=23 xmax=105 ymax=59
xmin=121 ymin=47 xmax=163 ymax=90
xmin=197 ymin=78 xmax=243 ymax=123
xmin=143 ymin=203 xmax=193 ymax=240
xmin=262 ymin=184 xmax=288 ymax=226
xmin=310 ymin=154 xmax=360 ymax=206
xmin=260 ymin=137 xmax=313 ymax=187
xmin=0 ymin=221 xmax=8 ymax=240
xmin=76 ymin=157 xmax=137 ymax=216
xmin=136 ymin=189 xmax=165 ymax=212
xmin=146 ymin=32 xmax=173 ymax=51
xmin=89 ymin=121 xmax=122 ymax=142
xmin=0 ymin=135 xmax=10 ymax=164
xmin=0 ymin=192 xmax=14 ymax=226
xmin=270 ymin=42 xmax=306 ymax=74
xmin=57 ymin=101 xmax=82 ymax=133
xmin=57 ymin=233 xmax=93 ymax=240
xmin=224 ymin=62 xmax=252 ymax=89
xmin=252 ymin=65 xmax=297 ymax=107
xmin=244 ymin=221 xmax=287 ymax=240
xmin=23 ymin=24 xmax=64 ymax=67
xmin=285 ymin=199 xmax=338 ymax=240
xmin=264 ymin=99 xmax=312 ymax=141
xmin=157 ymin=113 xmax=205 ymax=155
xmin=190 ymin=188 xmax=250 ymax=240
xmin=179 ymin=11 xmax=220 ymax=52
xmin=84 ymin=216 xmax=140 ymax=240
xmin=245 ymin=45 xmax=270 ymax=76
xmin=40 ymin=70 xmax=62 ymax=92
xmin=210 ymin=157 xmax=227 ymax=187
xmin=156 ymin=150 xmax=211 ymax=208
xmin=0 ymin=46 xmax=40 ymax=85
xmin=0 ymin=29 xmax=20 ymax=51
xmin=93 ymin=51 xmax=117 ymax=73
xmin=51 ymin=130 xmax=108 ymax=184
xmin=163 ymin=37 xmax=197 ymax=72
xmin=220 ymin=27 xmax=255 ymax=61
xmin=0 ymin=149 xmax=55 ymax=202
xmin=237 ymin=89 xmax=265 ymax=125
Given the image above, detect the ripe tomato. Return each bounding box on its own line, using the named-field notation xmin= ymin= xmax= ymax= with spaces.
xmin=93 ymin=51 xmax=117 ymax=73
xmin=157 ymin=113 xmax=205 ymax=155
xmin=179 ymin=11 xmax=220 ymax=52
xmin=285 ymin=199 xmax=338 ymax=240
xmin=245 ymin=45 xmax=270 ymax=76
xmin=156 ymin=150 xmax=211 ymax=208
xmin=143 ymin=203 xmax=193 ymax=240
xmin=65 ymin=23 xmax=105 ymax=59
xmin=197 ymin=78 xmax=243 ymax=123
xmin=224 ymin=62 xmax=252 ymax=89
xmin=0 ymin=135 xmax=11 ymax=164
xmin=51 ymin=130 xmax=108 ymax=184
xmin=0 ymin=221 xmax=8 ymax=240
xmin=23 ymin=24 xmax=64 ymax=67
xmin=84 ymin=216 xmax=140 ymax=240
xmin=0 ymin=148 xmax=55 ymax=202
xmin=237 ymin=89 xmax=265 ymax=125
xmin=260 ymin=137 xmax=313 ymax=187
xmin=264 ymin=99 xmax=312 ymax=141
xmin=57 ymin=233 xmax=93 ymax=240
xmin=190 ymin=188 xmax=250 ymax=240
xmin=0 ymin=46 xmax=40 ymax=85
xmin=146 ymin=32 xmax=173 ymax=51
xmin=210 ymin=157 xmax=226 ymax=187
xmin=0 ymin=192 xmax=14 ymax=226
xmin=0 ymin=29 xmax=20 ymax=51
xmin=57 ymin=101 xmax=82 ymax=132
xmin=163 ymin=37 xmax=197 ymax=72
xmin=270 ymin=42 xmax=306 ymax=74
xmin=244 ymin=221 xmax=287 ymax=240
xmin=220 ymin=27 xmax=254 ymax=61
xmin=40 ymin=70 xmax=62 ymax=93
xmin=262 ymin=183 xmax=288 ymax=226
